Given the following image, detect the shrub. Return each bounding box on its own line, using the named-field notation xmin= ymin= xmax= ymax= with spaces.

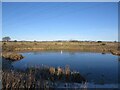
xmin=101 ymin=43 xmax=106 ymax=45
xmin=14 ymin=40 xmax=17 ymax=42
xmin=3 ymin=42 xmax=6 ymax=45
xmin=97 ymin=41 xmax=102 ymax=43
xmin=69 ymin=40 xmax=79 ymax=42
xmin=114 ymin=41 xmax=117 ymax=43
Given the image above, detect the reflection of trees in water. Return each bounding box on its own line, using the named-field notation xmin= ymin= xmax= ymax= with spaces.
xmin=101 ymin=52 xmax=106 ymax=55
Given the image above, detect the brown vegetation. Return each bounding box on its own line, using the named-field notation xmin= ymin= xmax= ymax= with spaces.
xmin=2 ymin=53 xmax=24 ymax=61
xmin=1 ymin=41 xmax=119 ymax=56
xmin=2 ymin=65 xmax=86 ymax=89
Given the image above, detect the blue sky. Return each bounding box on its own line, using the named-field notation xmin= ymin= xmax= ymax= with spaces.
xmin=2 ymin=2 xmax=118 ymax=41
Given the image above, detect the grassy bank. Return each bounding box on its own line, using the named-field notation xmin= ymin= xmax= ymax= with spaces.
xmin=2 ymin=41 xmax=119 ymax=53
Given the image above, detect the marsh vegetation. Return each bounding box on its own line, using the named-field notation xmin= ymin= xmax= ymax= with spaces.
xmin=2 ymin=65 xmax=86 ymax=89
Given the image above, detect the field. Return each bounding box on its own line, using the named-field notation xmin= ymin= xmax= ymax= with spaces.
xmin=2 ymin=41 xmax=119 ymax=53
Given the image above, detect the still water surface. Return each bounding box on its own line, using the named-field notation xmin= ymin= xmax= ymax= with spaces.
xmin=11 ymin=51 xmax=118 ymax=86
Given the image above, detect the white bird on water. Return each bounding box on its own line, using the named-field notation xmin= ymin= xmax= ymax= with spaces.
xmin=61 ymin=50 xmax=63 ymax=54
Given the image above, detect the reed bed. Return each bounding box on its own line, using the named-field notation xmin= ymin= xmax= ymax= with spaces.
xmin=2 ymin=65 xmax=86 ymax=89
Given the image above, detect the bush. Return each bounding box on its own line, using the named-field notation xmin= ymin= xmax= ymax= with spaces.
xmin=69 ymin=40 xmax=79 ymax=42
xmin=3 ymin=42 xmax=6 ymax=45
xmin=14 ymin=40 xmax=17 ymax=42
xmin=101 ymin=43 xmax=106 ymax=45
xmin=114 ymin=41 xmax=117 ymax=43
xmin=97 ymin=41 xmax=102 ymax=43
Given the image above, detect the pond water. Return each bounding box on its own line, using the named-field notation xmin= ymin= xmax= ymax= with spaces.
xmin=3 ymin=51 xmax=119 ymax=88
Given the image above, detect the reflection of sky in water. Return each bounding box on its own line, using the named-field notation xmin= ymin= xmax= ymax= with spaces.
xmin=11 ymin=51 xmax=118 ymax=85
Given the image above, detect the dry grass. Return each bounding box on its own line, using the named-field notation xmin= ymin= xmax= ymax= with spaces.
xmin=2 ymin=41 xmax=118 ymax=53
xmin=2 ymin=65 xmax=86 ymax=89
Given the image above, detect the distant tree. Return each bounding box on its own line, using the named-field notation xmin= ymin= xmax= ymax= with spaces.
xmin=114 ymin=41 xmax=117 ymax=43
xmin=14 ymin=40 xmax=17 ymax=42
xmin=2 ymin=37 xmax=11 ymax=41
xmin=97 ymin=41 xmax=102 ymax=43
xmin=69 ymin=40 xmax=79 ymax=42
xmin=56 ymin=40 xmax=62 ymax=42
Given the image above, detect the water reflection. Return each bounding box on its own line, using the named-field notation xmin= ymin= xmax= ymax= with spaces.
xmin=33 ymin=52 xmax=42 ymax=55
xmin=3 ymin=51 xmax=118 ymax=87
xmin=2 ymin=58 xmax=14 ymax=70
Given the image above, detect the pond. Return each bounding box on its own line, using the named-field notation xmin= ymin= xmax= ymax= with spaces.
xmin=3 ymin=51 xmax=119 ymax=88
